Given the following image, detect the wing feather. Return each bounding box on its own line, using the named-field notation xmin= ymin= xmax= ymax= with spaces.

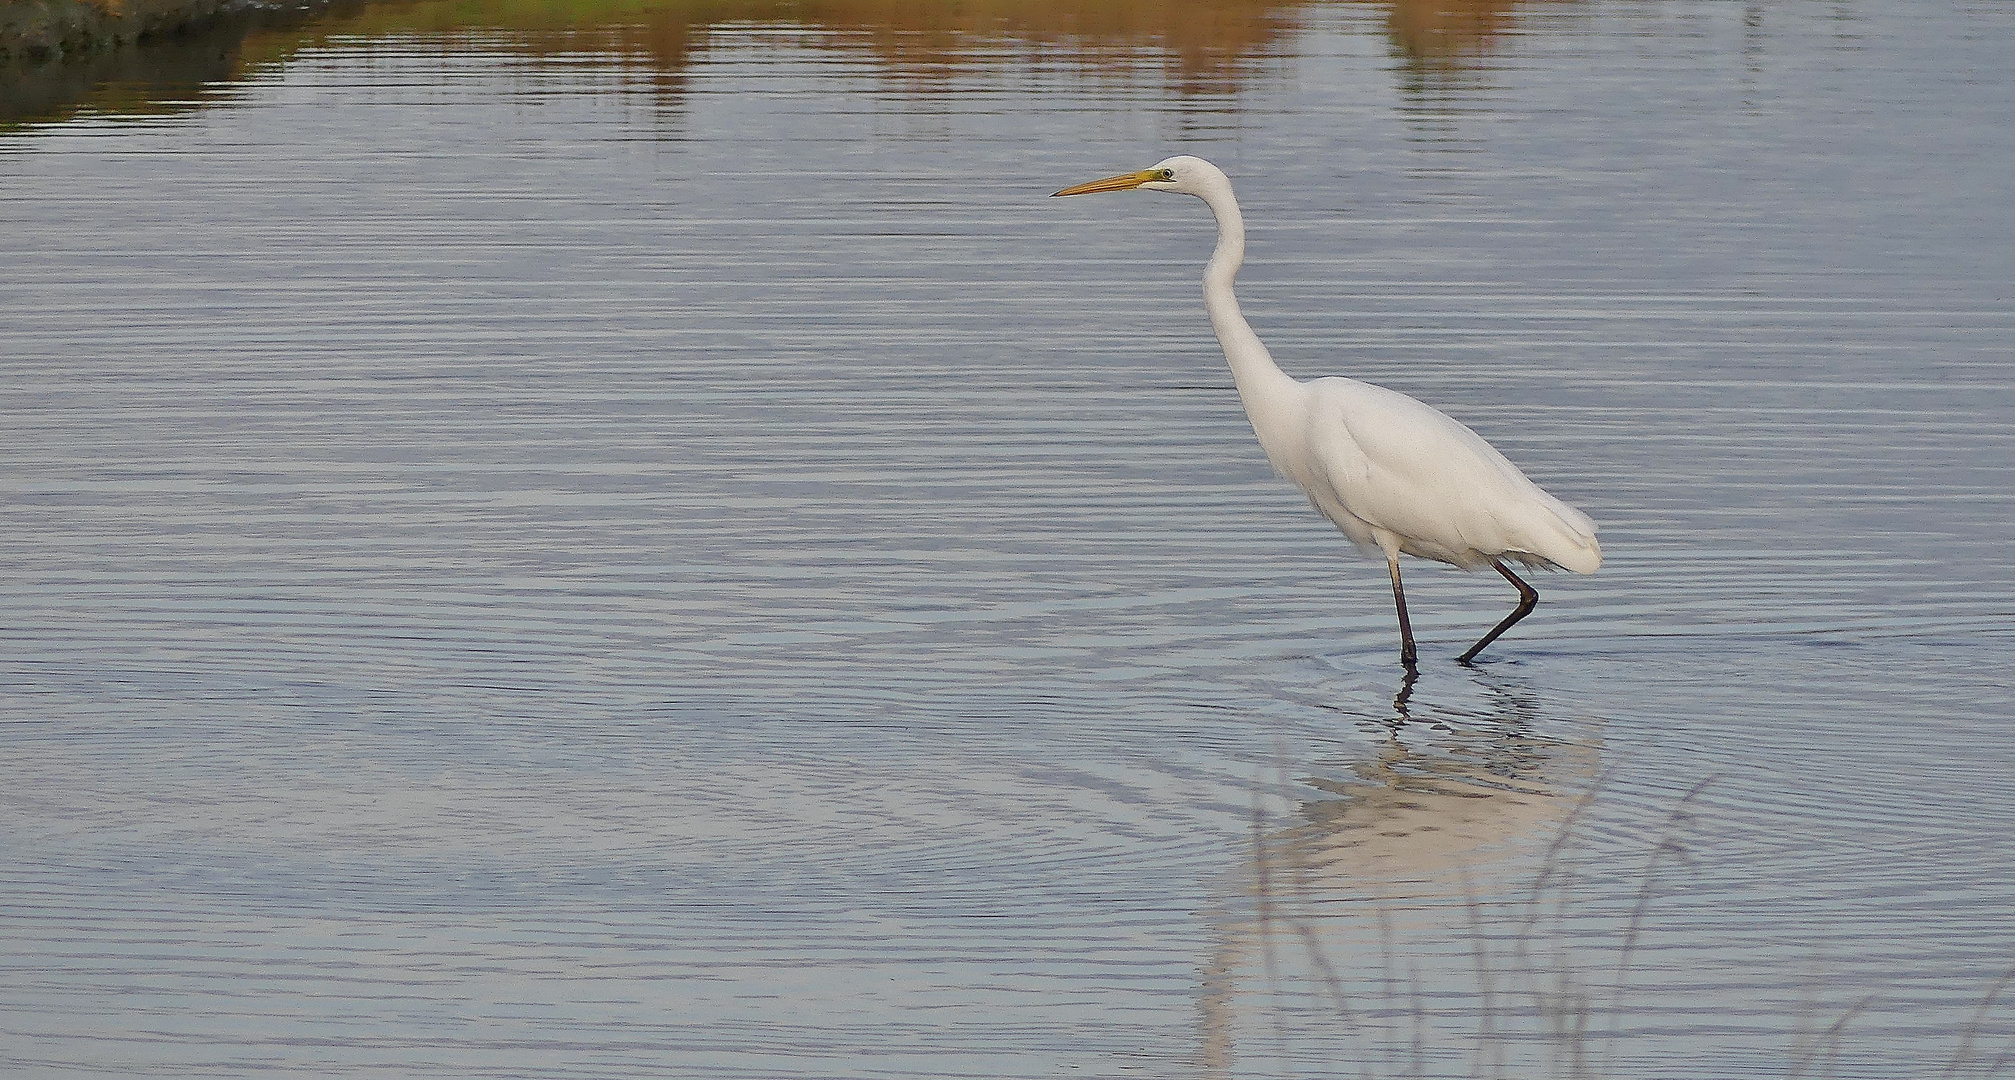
xmin=1300 ymin=378 xmax=1600 ymax=572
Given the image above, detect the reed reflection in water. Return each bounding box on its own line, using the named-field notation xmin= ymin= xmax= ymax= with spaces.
xmin=2 ymin=0 xmax=1547 ymax=126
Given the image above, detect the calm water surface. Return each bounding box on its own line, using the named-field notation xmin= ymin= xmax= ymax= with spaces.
xmin=3 ymin=2 xmax=2012 ymax=1077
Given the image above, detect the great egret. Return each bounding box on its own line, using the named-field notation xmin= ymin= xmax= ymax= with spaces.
xmin=1053 ymin=156 xmax=1600 ymax=667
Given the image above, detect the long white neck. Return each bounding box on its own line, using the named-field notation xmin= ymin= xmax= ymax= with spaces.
xmin=1195 ymin=184 xmax=1303 ymax=418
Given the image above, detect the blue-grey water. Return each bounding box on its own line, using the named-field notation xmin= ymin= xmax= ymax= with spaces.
xmin=3 ymin=2 xmax=2012 ymax=1077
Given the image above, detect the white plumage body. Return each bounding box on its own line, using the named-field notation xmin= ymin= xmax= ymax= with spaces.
xmin=1254 ymin=375 xmax=1601 ymax=574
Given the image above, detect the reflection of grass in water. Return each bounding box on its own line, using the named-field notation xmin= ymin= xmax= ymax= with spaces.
xmin=3 ymin=0 xmax=1576 ymax=134
xmin=134 ymin=0 xmax=1316 ymax=83
xmin=4 ymin=0 xmax=1311 ymax=126
xmin=1237 ymin=775 xmax=2015 ymax=1079
xmin=5 ymin=0 xmax=1565 ymax=128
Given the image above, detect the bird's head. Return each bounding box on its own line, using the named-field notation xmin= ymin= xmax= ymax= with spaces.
xmin=1051 ymin=155 xmax=1227 ymax=199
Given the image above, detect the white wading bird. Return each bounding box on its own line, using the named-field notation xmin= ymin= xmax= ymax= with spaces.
xmin=1053 ymin=156 xmax=1600 ymax=667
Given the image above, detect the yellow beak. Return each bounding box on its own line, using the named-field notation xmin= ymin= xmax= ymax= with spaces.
xmin=1051 ymin=169 xmax=1161 ymax=197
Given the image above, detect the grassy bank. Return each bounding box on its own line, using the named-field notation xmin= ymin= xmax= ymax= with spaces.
xmin=0 ymin=0 xmax=327 ymax=61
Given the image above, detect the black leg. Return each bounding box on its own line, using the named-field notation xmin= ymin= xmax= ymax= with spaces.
xmin=1386 ymin=555 xmax=1418 ymax=670
xmin=1458 ymin=559 xmax=1539 ymax=665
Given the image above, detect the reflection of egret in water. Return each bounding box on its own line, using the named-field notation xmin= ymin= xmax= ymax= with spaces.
xmin=1197 ymin=667 xmax=1601 ymax=1073
xmin=1285 ymin=668 xmax=1598 ymax=897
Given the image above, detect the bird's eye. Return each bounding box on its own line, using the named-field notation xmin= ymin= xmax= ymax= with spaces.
xmin=1159 ymin=168 xmax=1176 ymax=181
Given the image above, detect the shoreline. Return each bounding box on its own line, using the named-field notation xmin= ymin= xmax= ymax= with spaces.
xmin=0 ymin=0 xmax=336 ymax=62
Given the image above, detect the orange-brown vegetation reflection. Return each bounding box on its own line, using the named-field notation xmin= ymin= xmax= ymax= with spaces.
xmin=234 ymin=0 xmax=1313 ymax=91
xmin=237 ymin=0 xmax=1556 ymax=88
xmin=1376 ymin=0 xmax=1547 ymax=65
xmin=9 ymin=0 xmax=1564 ymax=127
